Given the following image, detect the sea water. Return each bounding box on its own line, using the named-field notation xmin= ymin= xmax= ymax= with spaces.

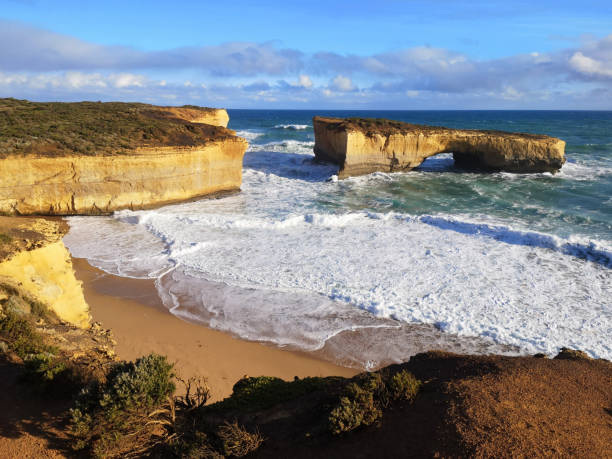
xmin=64 ymin=110 xmax=612 ymax=367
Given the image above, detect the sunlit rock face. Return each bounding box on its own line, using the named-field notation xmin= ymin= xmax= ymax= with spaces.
xmin=313 ymin=117 xmax=566 ymax=178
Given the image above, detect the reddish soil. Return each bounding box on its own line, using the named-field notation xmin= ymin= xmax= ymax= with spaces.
xmin=0 ymin=359 xmax=72 ymax=458
xmin=251 ymin=351 xmax=612 ymax=458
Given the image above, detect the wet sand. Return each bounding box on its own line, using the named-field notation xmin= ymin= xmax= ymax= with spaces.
xmin=72 ymin=257 xmax=357 ymax=402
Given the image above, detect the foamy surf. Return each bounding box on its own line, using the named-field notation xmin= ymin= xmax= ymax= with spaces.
xmin=63 ymin=109 xmax=612 ymax=369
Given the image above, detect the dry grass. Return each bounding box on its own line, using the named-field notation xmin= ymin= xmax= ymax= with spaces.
xmin=0 ymin=98 xmax=231 ymax=157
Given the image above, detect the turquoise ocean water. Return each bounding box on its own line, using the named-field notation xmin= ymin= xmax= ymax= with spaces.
xmin=65 ymin=110 xmax=612 ymax=368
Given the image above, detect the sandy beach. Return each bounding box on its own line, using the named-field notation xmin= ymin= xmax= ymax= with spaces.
xmin=71 ymin=257 xmax=357 ymax=402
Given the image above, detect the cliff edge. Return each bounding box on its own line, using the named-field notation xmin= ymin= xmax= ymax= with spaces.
xmin=0 ymin=216 xmax=90 ymax=327
xmin=313 ymin=116 xmax=566 ymax=178
xmin=0 ymin=99 xmax=247 ymax=215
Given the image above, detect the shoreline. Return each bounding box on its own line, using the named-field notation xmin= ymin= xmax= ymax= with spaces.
xmin=71 ymin=257 xmax=357 ymax=401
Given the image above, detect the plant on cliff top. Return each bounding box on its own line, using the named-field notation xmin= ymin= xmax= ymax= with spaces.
xmin=71 ymin=353 xmax=176 ymax=458
xmin=210 ymin=375 xmax=332 ymax=413
xmin=329 ymin=370 xmax=421 ymax=435
xmin=217 ymin=420 xmax=264 ymax=458
xmin=389 ymin=369 xmax=422 ymax=402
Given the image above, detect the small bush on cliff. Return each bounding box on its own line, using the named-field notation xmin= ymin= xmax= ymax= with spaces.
xmin=329 ymin=370 xmax=421 ymax=435
xmin=71 ymin=353 xmax=176 ymax=457
xmin=389 ymin=370 xmax=421 ymax=402
xmin=0 ymin=309 xmax=48 ymax=357
xmin=211 ymin=375 xmax=331 ymax=412
xmin=217 ymin=421 xmax=264 ymax=457
xmin=329 ymin=374 xmax=385 ymax=435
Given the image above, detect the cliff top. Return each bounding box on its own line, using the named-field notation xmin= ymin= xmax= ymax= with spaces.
xmin=0 ymin=216 xmax=67 ymax=263
xmin=0 ymin=98 xmax=234 ymax=157
xmin=313 ymin=116 xmax=552 ymax=140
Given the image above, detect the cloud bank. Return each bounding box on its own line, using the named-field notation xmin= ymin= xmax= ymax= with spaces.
xmin=0 ymin=20 xmax=610 ymax=108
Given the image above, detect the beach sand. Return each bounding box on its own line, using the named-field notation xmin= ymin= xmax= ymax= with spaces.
xmin=71 ymin=257 xmax=357 ymax=401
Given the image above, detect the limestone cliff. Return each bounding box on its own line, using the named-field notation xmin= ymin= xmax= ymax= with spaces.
xmin=313 ymin=117 xmax=566 ymax=178
xmin=0 ymin=99 xmax=247 ymax=215
xmin=165 ymin=106 xmax=230 ymax=127
xmin=0 ymin=217 xmax=90 ymax=327
xmin=1 ymin=140 xmax=247 ymax=215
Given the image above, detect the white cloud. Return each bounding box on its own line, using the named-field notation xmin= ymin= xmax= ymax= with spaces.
xmin=569 ymin=52 xmax=612 ymax=78
xmin=297 ymin=74 xmax=313 ymax=88
xmin=331 ymin=75 xmax=355 ymax=91
xmin=110 ymin=73 xmax=147 ymax=88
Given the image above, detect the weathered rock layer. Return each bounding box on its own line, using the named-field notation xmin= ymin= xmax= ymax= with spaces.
xmin=0 ymin=100 xmax=247 ymax=215
xmin=0 ymin=217 xmax=90 ymax=327
xmin=313 ymin=117 xmax=566 ymax=178
xmin=0 ymin=140 xmax=247 ymax=215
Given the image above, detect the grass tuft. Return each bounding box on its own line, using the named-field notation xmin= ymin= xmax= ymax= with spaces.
xmin=217 ymin=421 xmax=264 ymax=458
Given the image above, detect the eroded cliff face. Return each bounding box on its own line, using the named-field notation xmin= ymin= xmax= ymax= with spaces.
xmin=313 ymin=117 xmax=566 ymax=178
xmin=167 ymin=107 xmax=230 ymax=128
xmin=0 ymin=217 xmax=90 ymax=327
xmin=0 ymin=138 xmax=248 ymax=215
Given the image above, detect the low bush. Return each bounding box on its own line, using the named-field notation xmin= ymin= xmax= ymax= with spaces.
xmin=388 ymin=370 xmax=421 ymax=402
xmin=217 ymin=421 xmax=264 ymax=458
xmin=71 ymin=353 xmax=176 ymax=458
xmin=329 ymin=370 xmax=421 ymax=435
xmin=212 ymin=375 xmax=331 ymax=412
xmin=0 ymin=309 xmax=48 ymax=358
xmin=329 ymin=376 xmax=384 ymax=435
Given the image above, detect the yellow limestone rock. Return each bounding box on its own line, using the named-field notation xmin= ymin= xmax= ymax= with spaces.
xmin=0 ymin=139 xmax=248 ymax=215
xmin=313 ymin=117 xmax=566 ymax=178
xmin=164 ymin=107 xmax=230 ymax=127
xmin=0 ymin=218 xmax=90 ymax=327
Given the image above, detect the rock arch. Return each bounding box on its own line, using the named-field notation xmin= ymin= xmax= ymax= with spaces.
xmin=313 ymin=117 xmax=565 ymax=179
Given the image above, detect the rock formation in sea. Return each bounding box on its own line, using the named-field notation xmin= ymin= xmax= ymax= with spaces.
xmin=313 ymin=116 xmax=566 ymax=178
xmin=0 ymin=99 xmax=247 ymax=215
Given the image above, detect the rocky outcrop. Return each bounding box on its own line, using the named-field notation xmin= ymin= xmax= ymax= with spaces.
xmin=0 ymin=140 xmax=247 ymax=215
xmin=165 ymin=107 xmax=230 ymax=128
xmin=313 ymin=117 xmax=566 ymax=178
xmin=0 ymin=217 xmax=90 ymax=327
xmin=0 ymin=99 xmax=247 ymax=215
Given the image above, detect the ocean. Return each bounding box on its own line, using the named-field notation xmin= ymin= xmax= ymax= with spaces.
xmin=64 ymin=110 xmax=612 ymax=368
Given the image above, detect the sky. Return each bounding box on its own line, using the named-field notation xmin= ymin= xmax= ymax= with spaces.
xmin=1 ymin=0 xmax=612 ymax=109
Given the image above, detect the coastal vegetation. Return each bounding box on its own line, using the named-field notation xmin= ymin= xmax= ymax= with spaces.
xmin=0 ymin=98 xmax=231 ymax=157
xmin=1 ymin=294 xmax=611 ymax=457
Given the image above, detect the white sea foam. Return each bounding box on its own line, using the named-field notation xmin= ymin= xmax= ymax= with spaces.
xmin=234 ymin=130 xmax=264 ymax=141
xmin=64 ymin=134 xmax=612 ymax=366
xmin=274 ymin=124 xmax=310 ymax=130
xmin=556 ymin=160 xmax=612 ymax=181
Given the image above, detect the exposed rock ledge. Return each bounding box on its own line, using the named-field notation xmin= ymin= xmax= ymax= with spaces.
xmin=0 ymin=217 xmax=90 ymax=327
xmin=313 ymin=117 xmax=566 ymax=178
xmin=0 ymin=99 xmax=247 ymax=215
xmin=0 ymin=140 xmax=247 ymax=215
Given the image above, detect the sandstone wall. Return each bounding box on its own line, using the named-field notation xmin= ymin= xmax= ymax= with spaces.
xmin=0 ymin=217 xmax=90 ymax=327
xmin=166 ymin=107 xmax=230 ymax=127
xmin=0 ymin=137 xmax=248 ymax=215
xmin=313 ymin=117 xmax=566 ymax=178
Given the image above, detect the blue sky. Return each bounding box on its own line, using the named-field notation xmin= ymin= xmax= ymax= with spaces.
xmin=1 ymin=0 xmax=611 ymax=108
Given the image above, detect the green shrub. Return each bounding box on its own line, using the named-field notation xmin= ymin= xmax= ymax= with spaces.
xmin=0 ymin=310 xmax=48 ymax=358
xmin=217 ymin=421 xmax=264 ymax=457
xmin=212 ymin=375 xmax=330 ymax=412
xmin=29 ymin=299 xmax=51 ymax=321
xmin=388 ymin=370 xmax=421 ymax=402
xmin=23 ymin=353 xmax=66 ymax=383
xmin=329 ymin=378 xmax=383 ymax=435
xmin=71 ymin=353 xmax=176 ymax=457
xmin=328 ymin=370 xmax=422 ymax=435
